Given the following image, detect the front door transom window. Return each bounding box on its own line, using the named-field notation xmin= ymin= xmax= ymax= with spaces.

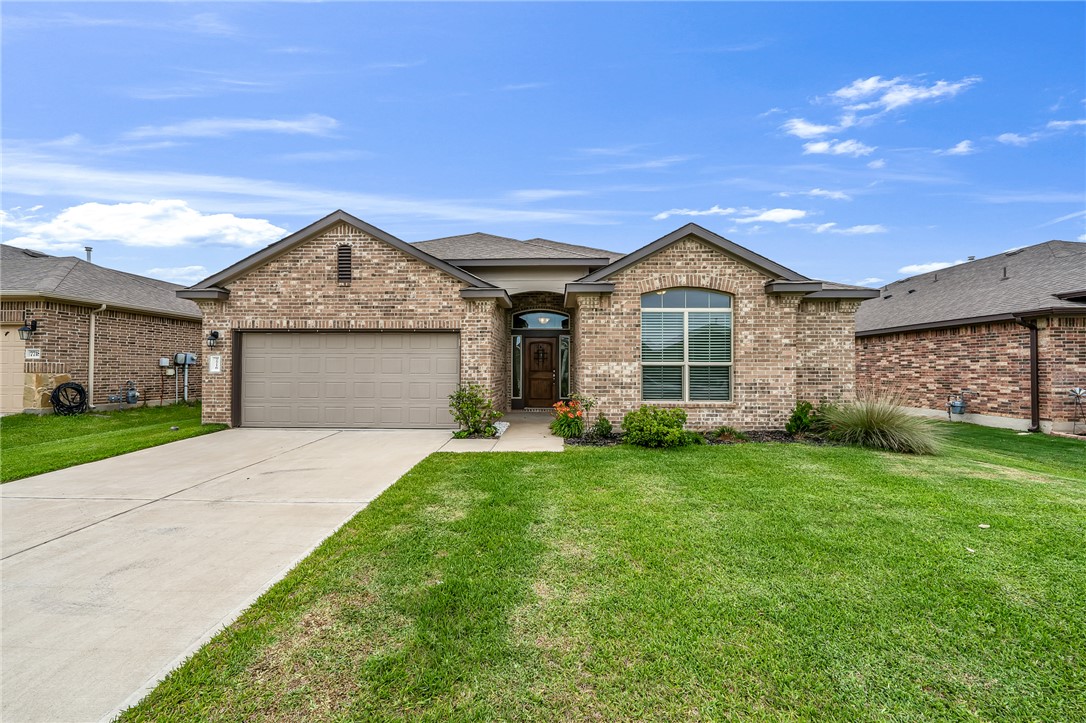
xmin=641 ymin=288 xmax=732 ymax=401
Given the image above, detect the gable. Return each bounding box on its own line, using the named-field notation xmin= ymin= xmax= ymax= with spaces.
xmin=180 ymin=210 xmax=493 ymax=297
xmin=579 ymin=223 xmax=808 ymax=283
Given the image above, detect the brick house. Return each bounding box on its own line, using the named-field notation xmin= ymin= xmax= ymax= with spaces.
xmin=855 ymin=240 xmax=1086 ymax=433
xmin=178 ymin=210 xmax=877 ymax=430
xmin=1 ymin=245 xmax=204 ymax=414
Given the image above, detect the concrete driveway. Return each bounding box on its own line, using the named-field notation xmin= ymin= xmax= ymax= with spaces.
xmin=1 ymin=428 xmax=449 ymax=723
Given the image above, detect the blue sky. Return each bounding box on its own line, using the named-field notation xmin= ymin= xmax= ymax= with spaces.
xmin=2 ymin=2 xmax=1084 ymax=288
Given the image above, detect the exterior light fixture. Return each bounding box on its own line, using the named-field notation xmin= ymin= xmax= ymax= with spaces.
xmin=18 ymin=314 xmax=38 ymax=341
xmin=206 ymin=330 xmax=220 ymax=348
xmin=537 ymin=316 xmax=551 ymax=326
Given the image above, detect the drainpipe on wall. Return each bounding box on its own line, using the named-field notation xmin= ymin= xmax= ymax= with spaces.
xmin=88 ymin=304 xmax=107 ymax=408
xmin=1015 ymin=317 xmax=1041 ymax=433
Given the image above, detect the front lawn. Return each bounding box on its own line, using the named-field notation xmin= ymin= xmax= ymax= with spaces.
xmin=0 ymin=404 xmax=226 ymax=482
xmin=123 ymin=424 xmax=1084 ymax=721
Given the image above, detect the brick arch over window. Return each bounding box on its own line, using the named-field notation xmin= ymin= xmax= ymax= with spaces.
xmin=635 ymin=274 xmax=738 ymax=296
xmin=510 ymin=291 xmax=566 ymax=315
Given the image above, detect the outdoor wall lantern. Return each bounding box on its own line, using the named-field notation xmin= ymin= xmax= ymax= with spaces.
xmin=206 ymin=330 xmax=221 ymax=348
xmin=18 ymin=313 xmax=38 ymax=341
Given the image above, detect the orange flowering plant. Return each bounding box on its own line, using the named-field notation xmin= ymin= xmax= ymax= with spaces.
xmin=550 ymin=393 xmax=596 ymax=438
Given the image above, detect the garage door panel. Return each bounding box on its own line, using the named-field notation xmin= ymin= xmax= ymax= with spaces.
xmin=241 ymin=332 xmax=459 ymax=428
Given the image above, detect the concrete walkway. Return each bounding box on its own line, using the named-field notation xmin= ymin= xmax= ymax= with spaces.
xmin=0 ymin=428 xmax=449 ymax=723
xmin=439 ymin=410 xmax=564 ymax=452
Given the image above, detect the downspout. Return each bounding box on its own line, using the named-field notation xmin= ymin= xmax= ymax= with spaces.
xmin=88 ymin=304 xmax=107 ymax=408
xmin=1015 ymin=317 xmax=1041 ymax=432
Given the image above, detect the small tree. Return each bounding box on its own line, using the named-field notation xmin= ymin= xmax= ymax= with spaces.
xmin=448 ymin=384 xmax=503 ymax=437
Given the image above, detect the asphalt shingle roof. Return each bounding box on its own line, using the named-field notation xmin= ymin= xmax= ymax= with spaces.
xmin=855 ymin=240 xmax=1086 ymax=334
xmin=412 ymin=232 xmax=623 ymax=262
xmin=1 ymin=244 xmax=201 ymax=319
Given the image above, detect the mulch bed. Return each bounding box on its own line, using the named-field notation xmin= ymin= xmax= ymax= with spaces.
xmin=565 ymin=430 xmax=824 ymax=447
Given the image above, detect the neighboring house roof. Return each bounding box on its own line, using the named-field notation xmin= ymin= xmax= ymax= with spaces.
xmin=855 ymin=240 xmax=1086 ymax=336
xmin=412 ymin=232 xmax=622 ymax=264
xmin=1 ymin=244 xmax=201 ymax=320
xmin=180 ymin=210 xmax=497 ymax=301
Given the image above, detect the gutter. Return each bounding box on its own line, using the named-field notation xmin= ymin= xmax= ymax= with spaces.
xmin=1014 ymin=317 xmax=1041 ymax=433
xmin=88 ymin=304 xmax=107 ymax=408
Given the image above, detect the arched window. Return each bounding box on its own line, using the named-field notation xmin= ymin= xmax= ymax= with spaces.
xmin=641 ymin=288 xmax=732 ymax=401
xmin=512 ymin=311 xmax=569 ymax=330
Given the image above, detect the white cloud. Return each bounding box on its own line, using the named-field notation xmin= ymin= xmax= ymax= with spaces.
xmin=898 ymin=259 xmax=966 ymax=274
xmin=781 ymin=118 xmax=839 ymax=139
xmin=653 ymin=204 xmax=736 ymax=221
xmin=937 ymin=140 xmax=976 ymax=156
xmin=1037 ymin=209 xmax=1086 ymax=227
xmin=2 ymin=149 xmax=614 ymax=225
xmin=735 ymin=208 xmax=807 ymax=224
xmin=1079 ymin=234 xmax=1086 ymax=242
xmin=832 ymin=75 xmax=981 ymax=112
xmin=867 ymin=159 xmax=886 ymax=169
xmin=997 ymin=132 xmax=1038 ymax=147
xmin=1046 ymin=119 xmax=1086 ymax=130
xmin=856 ymin=277 xmax=885 ymax=286
xmin=3 ymin=200 xmax=286 ymax=252
xmin=576 ymin=155 xmax=695 ymax=175
xmin=144 ymin=265 xmax=209 ymax=284
xmin=802 ymin=139 xmax=876 ymax=157
xmin=125 ymin=114 xmax=339 ymax=140
xmin=779 ymin=188 xmax=852 ymax=201
xmin=812 ymin=222 xmax=887 ymax=235
xmin=509 ymin=189 xmax=587 ymax=202
xmin=832 ymin=224 xmax=887 ymax=235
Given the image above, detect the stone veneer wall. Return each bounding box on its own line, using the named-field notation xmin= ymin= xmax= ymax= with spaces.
xmin=572 ymin=237 xmax=861 ymax=430
xmin=856 ymin=315 xmax=1086 ymax=426
xmin=0 ymin=300 xmax=202 ymax=408
xmin=197 ymin=222 xmax=507 ymax=425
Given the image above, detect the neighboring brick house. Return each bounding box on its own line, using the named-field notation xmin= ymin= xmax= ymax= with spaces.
xmin=179 ymin=210 xmax=877 ymax=430
xmin=0 ymin=245 xmax=204 ymax=414
xmin=855 ymin=240 xmax=1086 ymax=433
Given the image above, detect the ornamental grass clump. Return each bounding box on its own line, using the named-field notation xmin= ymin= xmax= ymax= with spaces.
xmin=820 ymin=393 xmax=943 ymax=455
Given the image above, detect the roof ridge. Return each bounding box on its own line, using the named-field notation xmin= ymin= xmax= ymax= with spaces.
xmin=517 ymin=237 xmax=602 ymax=259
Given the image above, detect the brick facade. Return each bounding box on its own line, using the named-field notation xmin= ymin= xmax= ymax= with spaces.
xmin=572 ymin=237 xmax=862 ymax=430
xmin=197 ymin=222 xmax=507 ymax=425
xmin=1 ymin=300 xmax=202 ymax=409
xmin=856 ymin=315 xmax=1086 ymax=429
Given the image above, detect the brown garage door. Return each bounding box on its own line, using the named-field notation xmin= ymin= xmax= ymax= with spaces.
xmin=240 ymin=332 xmax=459 ymax=428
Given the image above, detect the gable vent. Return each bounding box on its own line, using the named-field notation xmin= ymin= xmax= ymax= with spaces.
xmin=337 ymin=244 xmax=352 ymax=283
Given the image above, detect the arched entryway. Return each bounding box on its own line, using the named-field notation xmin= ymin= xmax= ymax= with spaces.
xmin=510 ymin=293 xmax=570 ymax=410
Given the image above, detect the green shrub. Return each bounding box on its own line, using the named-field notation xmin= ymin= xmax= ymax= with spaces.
xmin=448 ymin=384 xmax=503 ymax=436
xmin=820 ymin=395 xmax=942 ymax=455
xmin=590 ymin=415 xmax=613 ymax=437
xmin=621 ymin=405 xmax=690 ymax=448
xmin=785 ymin=400 xmax=816 ymax=435
xmin=712 ymin=425 xmax=750 ymax=442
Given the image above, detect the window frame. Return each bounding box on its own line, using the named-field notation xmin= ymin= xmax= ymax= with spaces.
xmin=640 ymin=289 xmax=733 ymax=402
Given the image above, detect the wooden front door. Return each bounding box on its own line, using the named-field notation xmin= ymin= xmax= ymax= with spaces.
xmin=525 ymin=338 xmax=557 ymax=407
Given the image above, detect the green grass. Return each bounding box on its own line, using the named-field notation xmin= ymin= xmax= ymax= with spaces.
xmin=0 ymin=404 xmax=226 ymax=482
xmin=122 ymin=423 xmax=1085 ymax=721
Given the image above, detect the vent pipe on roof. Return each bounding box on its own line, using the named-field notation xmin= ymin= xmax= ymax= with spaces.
xmin=85 ymin=247 xmax=93 ymax=263
xmin=968 ymin=255 xmax=975 ymax=261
